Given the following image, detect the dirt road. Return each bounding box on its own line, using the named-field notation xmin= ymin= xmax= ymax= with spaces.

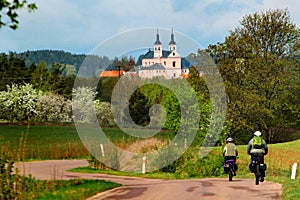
xmin=15 ymin=159 xmax=282 ymax=200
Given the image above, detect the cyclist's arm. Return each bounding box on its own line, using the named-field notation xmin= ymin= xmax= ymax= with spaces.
xmin=235 ymin=146 xmax=238 ymax=157
xmin=222 ymin=146 xmax=227 ymax=157
xmin=263 ymin=140 xmax=268 ymax=155
xmin=247 ymin=139 xmax=252 ymax=155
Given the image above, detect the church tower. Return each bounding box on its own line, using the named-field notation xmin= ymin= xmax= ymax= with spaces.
xmin=154 ymin=29 xmax=162 ymax=58
xmin=168 ymin=28 xmax=176 ymax=51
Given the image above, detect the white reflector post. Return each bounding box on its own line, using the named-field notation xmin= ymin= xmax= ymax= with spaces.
xmin=142 ymin=156 xmax=146 ymax=174
xmin=100 ymin=144 xmax=105 ymax=157
xmin=291 ymin=163 xmax=297 ymax=179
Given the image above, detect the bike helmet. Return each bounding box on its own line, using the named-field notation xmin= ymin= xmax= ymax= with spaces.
xmin=254 ymin=131 xmax=261 ymax=136
xmin=226 ymin=137 xmax=233 ymax=142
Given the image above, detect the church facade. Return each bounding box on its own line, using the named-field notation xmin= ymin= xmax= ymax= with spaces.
xmin=138 ymin=29 xmax=191 ymax=79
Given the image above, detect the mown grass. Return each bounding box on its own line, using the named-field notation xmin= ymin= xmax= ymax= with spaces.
xmin=19 ymin=178 xmax=121 ymax=200
xmin=33 ymin=179 xmax=121 ymax=200
xmin=70 ymin=166 xmax=179 ymax=179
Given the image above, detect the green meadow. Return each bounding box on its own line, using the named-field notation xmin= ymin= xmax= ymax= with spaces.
xmin=0 ymin=125 xmax=174 ymax=160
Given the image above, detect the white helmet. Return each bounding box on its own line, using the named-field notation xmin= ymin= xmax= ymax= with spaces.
xmin=254 ymin=131 xmax=261 ymax=136
xmin=226 ymin=137 xmax=233 ymax=142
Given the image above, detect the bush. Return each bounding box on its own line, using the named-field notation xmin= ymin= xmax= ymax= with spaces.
xmin=157 ymin=147 xmax=225 ymax=178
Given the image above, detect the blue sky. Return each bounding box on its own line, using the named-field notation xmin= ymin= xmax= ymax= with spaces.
xmin=0 ymin=0 xmax=299 ymax=56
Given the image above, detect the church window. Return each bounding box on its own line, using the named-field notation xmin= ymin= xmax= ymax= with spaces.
xmin=172 ymin=61 xmax=176 ymax=67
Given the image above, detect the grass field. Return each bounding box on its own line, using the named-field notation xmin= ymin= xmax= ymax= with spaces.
xmin=235 ymin=140 xmax=300 ymax=177
xmin=0 ymin=125 xmax=89 ymax=160
xmin=0 ymin=125 xmax=174 ymax=160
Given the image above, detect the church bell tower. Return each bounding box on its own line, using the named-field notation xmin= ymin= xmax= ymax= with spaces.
xmin=154 ymin=29 xmax=162 ymax=58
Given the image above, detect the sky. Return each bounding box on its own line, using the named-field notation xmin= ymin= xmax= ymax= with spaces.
xmin=0 ymin=0 xmax=299 ymax=56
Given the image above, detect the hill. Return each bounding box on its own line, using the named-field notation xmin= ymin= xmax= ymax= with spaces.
xmin=17 ymin=50 xmax=112 ymax=74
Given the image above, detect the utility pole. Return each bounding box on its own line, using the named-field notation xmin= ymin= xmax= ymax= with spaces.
xmin=115 ymin=64 xmax=124 ymax=125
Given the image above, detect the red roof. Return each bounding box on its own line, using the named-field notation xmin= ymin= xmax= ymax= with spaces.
xmin=100 ymin=70 xmax=125 ymax=77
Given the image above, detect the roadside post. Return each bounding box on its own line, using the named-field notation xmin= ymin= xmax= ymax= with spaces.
xmin=100 ymin=144 xmax=105 ymax=157
xmin=291 ymin=162 xmax=297 ymax=179
xmin=142 ymin=156 xmax=146 ymax=174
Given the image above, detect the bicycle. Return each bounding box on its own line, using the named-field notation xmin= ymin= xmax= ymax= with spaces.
xmin=249 ymin=153 xmax=266 ymax=185
xmin=224 ymin=159 xmax=237 ymax=181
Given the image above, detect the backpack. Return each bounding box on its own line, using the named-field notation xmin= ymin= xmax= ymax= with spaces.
xmin=253 ymin=136 xmax=263 ymax=149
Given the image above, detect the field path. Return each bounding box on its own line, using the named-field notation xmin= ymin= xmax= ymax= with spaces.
xmin=15 ymin=159 xmax=282 ymax=200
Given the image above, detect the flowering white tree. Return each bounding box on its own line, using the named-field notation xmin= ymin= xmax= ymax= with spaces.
xmin=94 ymin=100 xmax=115 ymax=127
xmin=72 ymin=87 xmax=98 ymax=123
xmin=0 ymin=83 xmax=43 ymax=122
xmin=35 ymin=93 xmax=72 ymax=122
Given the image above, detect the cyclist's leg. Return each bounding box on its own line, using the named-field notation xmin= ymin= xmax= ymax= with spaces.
xmin=260 ymin=153 xmax=265 ymax=181
xmin=249 ymin=154 xmax=255 ymax=172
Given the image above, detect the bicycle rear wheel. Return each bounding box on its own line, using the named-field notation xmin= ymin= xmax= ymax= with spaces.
xmin=229 ymin=171 xmax=233 ymax=181
xmin=255 ymin=164 xmax=260 ymax=185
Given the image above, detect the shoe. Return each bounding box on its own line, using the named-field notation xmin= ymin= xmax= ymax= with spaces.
xmin=260 ymin=177 xmax=264 ymax=182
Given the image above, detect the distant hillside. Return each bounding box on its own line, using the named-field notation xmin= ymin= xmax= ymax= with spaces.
xmin=17 ymin=50 xmax=112 ymax=75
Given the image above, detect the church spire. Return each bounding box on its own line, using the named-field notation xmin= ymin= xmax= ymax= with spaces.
xmin=154 ymin=28 xmax=161 ymax=45
xmin=154 ymin=28 xmax=162 ymax=58
xmin=168 ymin=28 xmax=176 ymax=51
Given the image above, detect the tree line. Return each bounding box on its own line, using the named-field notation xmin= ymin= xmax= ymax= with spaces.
xmin=207 ymin=9 xmax=300 ymax=144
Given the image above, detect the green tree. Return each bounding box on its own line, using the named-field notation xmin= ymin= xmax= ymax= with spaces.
xmin=60 ymin=74 xmax=76 ymax=100
xmin=0 ymin=53 xmax=31 ymax=90
xmin=30 ymin=61 xmax=52 ymax=92
xmin=128 ymin=88 xmax=150 ymax=126
xmin=50 ymin=63 xmax=66 ymax=94
xmin=0 ymin=0 xmax=37 ymax=29
xmin=209 ymin=9 xmax=300 ymax=143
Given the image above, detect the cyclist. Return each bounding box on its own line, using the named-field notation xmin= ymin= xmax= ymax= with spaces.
xmin=223 ymin=137 xmax=238 ymax=175
xmin=247 ymin=131 xmax=268 ymax=182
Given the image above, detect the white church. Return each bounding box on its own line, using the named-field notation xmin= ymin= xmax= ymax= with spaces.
xmin=137 ymin=29 xmax=191 ymax=79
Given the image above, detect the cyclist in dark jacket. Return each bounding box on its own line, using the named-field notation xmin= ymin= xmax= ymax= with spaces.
xmin=247 ymin=131 xmax=268 ymax=182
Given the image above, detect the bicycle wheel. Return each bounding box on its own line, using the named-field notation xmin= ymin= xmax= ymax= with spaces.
xmin=255 ymin=164 xmax=260 ymax=185
xmin=229 ymin=171 xmax=233 ymax=181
